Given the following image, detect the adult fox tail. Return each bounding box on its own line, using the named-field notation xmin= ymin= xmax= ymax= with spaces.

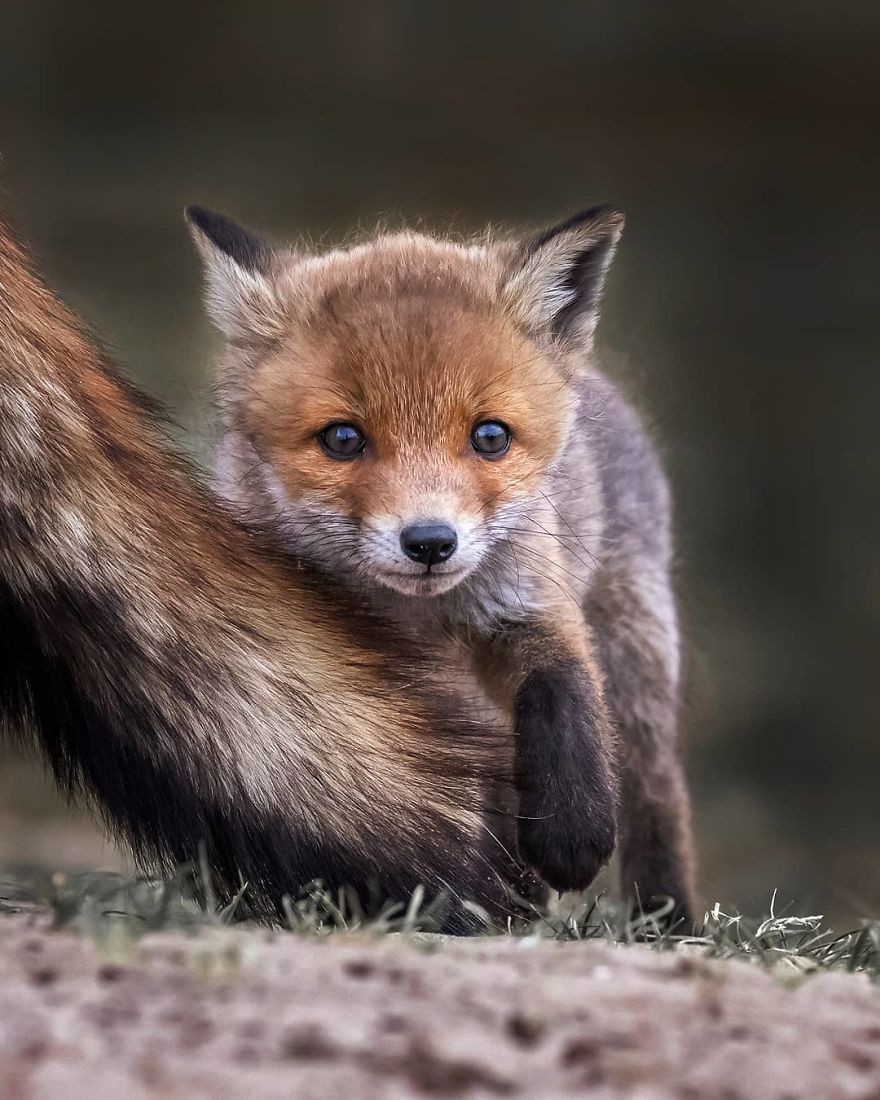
xmin=0 ymin=213 xmax=510 ymax=926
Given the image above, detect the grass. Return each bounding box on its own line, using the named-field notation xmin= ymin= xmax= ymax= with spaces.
xmin=2 ymin=862 xmax=879 ymax=983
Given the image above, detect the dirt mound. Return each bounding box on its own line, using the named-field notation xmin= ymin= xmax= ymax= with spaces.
xmin=1 ymin=911 xmax=880 ymax=1098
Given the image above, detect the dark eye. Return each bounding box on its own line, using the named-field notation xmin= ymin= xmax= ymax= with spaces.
xmin=318 ymin=422 xmax=366 ymax=459
xmin=471 ymin=420 xmax=511 ymax=458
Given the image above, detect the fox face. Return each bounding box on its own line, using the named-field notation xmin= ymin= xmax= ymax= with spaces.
xmin=189 ymin=206 xmax=623 ymax=599
xmin=241 ymin=297 xmax=576 ymax=596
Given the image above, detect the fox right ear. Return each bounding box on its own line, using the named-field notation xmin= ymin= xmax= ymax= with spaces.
xmin=185 ymin=206 xmax=282 ymax=341
xmin=504 ymin=205 xmax=624 ymax=350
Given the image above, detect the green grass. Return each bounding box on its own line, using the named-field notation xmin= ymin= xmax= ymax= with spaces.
xmin=2 ymin=862 xmax=879 ymax=982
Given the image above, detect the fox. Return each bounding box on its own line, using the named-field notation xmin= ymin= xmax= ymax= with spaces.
xmin=187 ymin=203 xmax=697 ymax=920
xmin=0 ymin=209 xmax=530 ymax=931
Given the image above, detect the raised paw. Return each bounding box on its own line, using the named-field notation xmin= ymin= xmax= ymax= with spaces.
xmin=517 ymin=783 xmax=617 ymax=894
xmin=514 ymin=662 xmax=618 ymax=893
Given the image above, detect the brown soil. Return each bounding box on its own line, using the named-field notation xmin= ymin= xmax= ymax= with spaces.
xmin=2 ymin=911 xmax=880 ymax=1099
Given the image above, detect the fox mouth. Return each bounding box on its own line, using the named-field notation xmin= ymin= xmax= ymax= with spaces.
xmin=376 ymin=566 xmax=468 ymax=596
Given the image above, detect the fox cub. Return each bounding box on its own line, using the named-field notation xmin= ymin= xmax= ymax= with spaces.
xmin=187 ymin=203 xmax=696 ymax=919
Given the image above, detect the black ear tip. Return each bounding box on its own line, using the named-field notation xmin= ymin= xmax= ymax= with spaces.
xmin=562 ymin=204 xmax=625 ymax=236
xmin=527 ymin=205 xmax=625 ymax=256
xmin=594 ymin=205 xmax=626 ymax=232
xmin=184 ymin=205 xmax=270 ymax=274
xmin=185 ymin=204 xmax=224 ymax=235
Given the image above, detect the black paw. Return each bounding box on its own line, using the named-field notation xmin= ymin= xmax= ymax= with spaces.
xmin=514 ymin=663 xmax=618 ymax=893
xmin=517 ymin=787 xmax=616 ymax=894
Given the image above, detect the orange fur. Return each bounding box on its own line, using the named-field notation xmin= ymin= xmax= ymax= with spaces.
xmin=248 ymin=303 xmax=570 ymax=542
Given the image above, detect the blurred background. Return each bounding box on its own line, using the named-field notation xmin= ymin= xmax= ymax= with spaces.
xmin=1 ymin=1 xmax=878 ymax=923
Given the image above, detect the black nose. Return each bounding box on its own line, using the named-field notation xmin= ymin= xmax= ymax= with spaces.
xmin=400 ymin=523 xmax=458 ymax=566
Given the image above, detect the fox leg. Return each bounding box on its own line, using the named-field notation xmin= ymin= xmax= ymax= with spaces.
xmin=476 ymin=613 xmax=618 ymax=894
xmin=585 ymin=567 xmax=696 ymax=925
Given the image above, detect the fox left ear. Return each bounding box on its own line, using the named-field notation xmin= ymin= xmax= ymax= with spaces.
xmin=185 ymin=205 xmax=283 ymax=341
xmin=504 ymin=205 xmax=624 ymax=348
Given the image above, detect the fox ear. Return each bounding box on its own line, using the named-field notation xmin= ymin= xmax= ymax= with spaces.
xmin=505 ymin=205 xmax=624 ymax=348
xmin=185 ymin=206 xmax=282 ymax=341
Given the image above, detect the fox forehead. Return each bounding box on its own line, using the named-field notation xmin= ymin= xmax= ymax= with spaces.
xmin=287 ymin=229 xmax=508 ymax=307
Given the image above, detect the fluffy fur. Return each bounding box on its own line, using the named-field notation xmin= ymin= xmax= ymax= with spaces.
xmin=0 ymin=211 xmax=535 ymax=930
xmin=192 ymin=205 xmax=697 ymax=919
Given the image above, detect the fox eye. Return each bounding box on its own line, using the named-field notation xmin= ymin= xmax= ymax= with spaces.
xmin=471 ymin=420 xmax=511 ymax=458
xmin=318 ymin=422 xmax=366 ymax=459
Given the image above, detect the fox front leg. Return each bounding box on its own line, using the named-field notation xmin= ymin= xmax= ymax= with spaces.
xmin=478 ymin=620 xmax=619 ymax=894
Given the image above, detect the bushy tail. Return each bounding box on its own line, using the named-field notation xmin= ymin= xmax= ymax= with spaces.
xmin=0 ymin=213 xmax=511 ymax=925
